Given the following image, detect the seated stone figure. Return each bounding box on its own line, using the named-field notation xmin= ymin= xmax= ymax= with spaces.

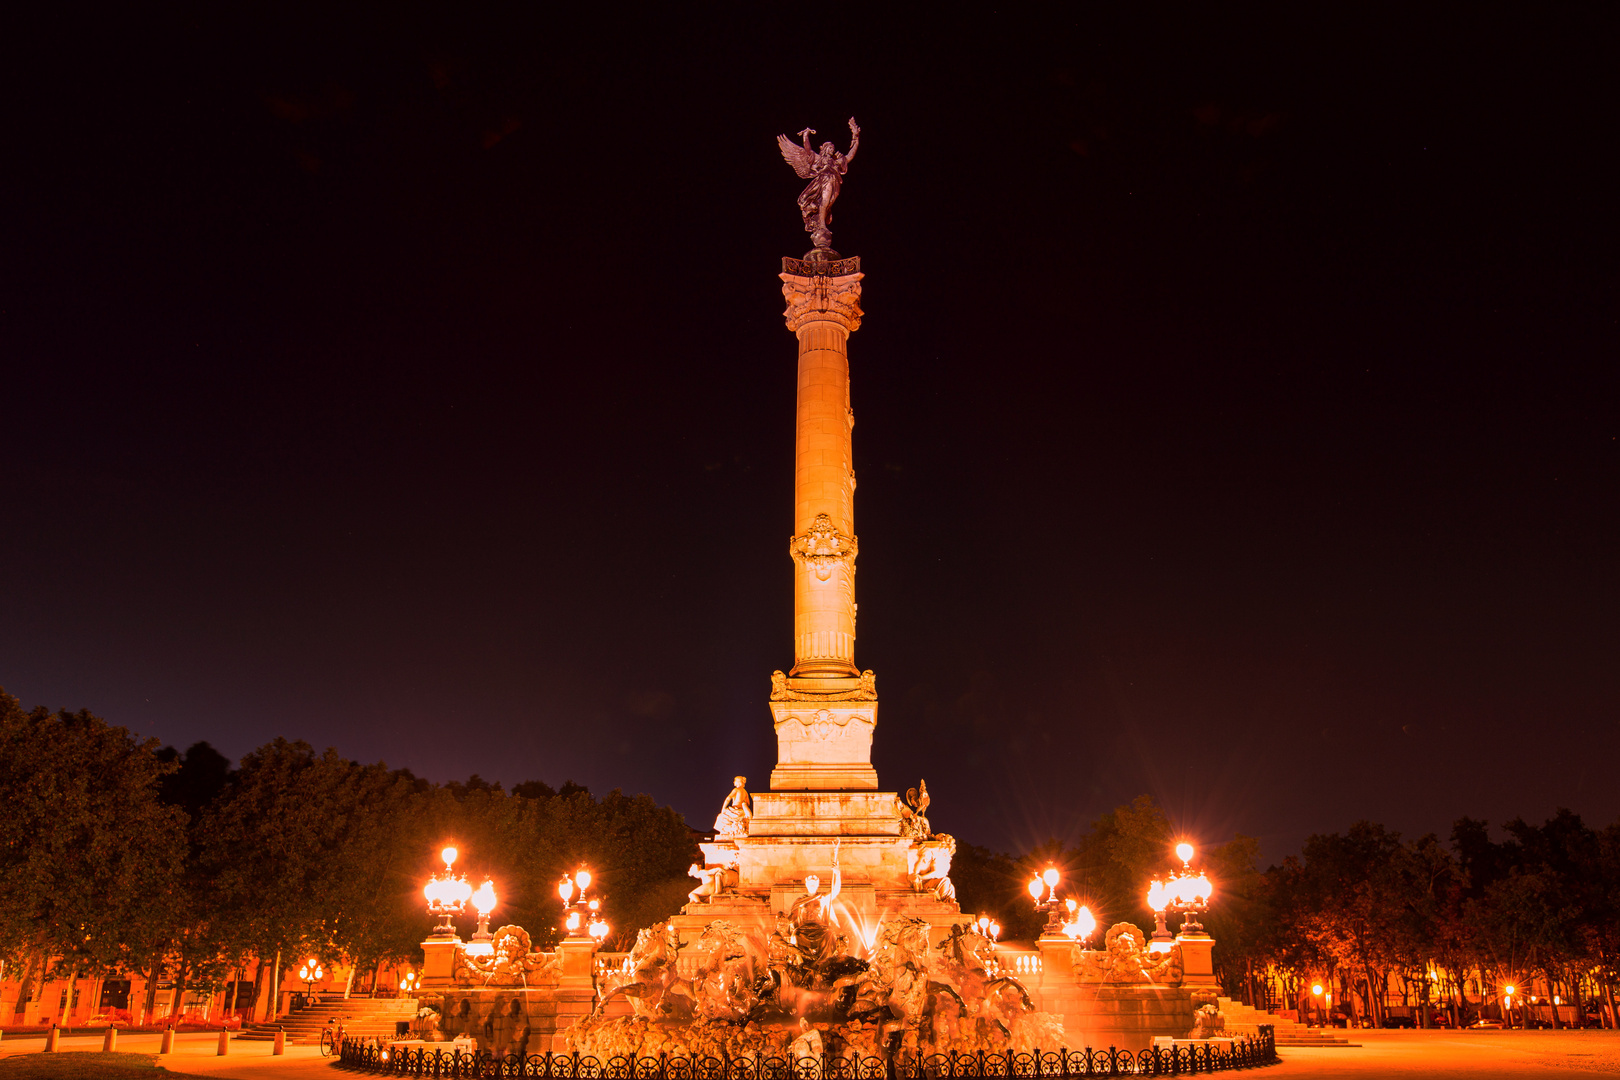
xmin=687 ymin=862 xmax=738 ymax=904
xmin=713 ymin=776 xmax=752 ymax=838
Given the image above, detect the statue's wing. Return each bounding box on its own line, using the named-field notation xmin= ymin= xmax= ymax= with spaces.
xmin=778 ymin=135 xmax=817 ymax=179
xmin=905 ymin=786 xmax=919 ymax=809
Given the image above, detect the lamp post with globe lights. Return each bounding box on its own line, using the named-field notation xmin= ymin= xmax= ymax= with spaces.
xmin=1060 ymin=898 xmax=1097 ymax=944
xmin=1146 ymin=878 xmax=1175 ymax=953
xmin=1162 ymin=842 xmax=1214 ymax=934
xmin=464 ymin=879 xmax=498 ymax=958
xmin=423 ymin=846 xmax=474 ymax=939
xmin=1027 ymin=866 xmax=1063 ymax=934
xmin=559 ymin=867 xmax=611 ymax=943
xmin=297 ymin=957 xmax=323 ymax=1004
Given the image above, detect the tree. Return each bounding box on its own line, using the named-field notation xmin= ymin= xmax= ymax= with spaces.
xmin=0 ymin=688 xmax=186 ymax=1023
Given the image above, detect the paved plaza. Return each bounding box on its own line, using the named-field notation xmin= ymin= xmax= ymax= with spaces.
xmin=4 ymin=1030 xmax=1620 ymax=1079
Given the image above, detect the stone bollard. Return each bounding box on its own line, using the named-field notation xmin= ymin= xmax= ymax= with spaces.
xmin=43 ymin=1024 xmax=58 ymax=1052
xmin=217 ymin=1028 xmax=230 ymax=1055
xmin=160 ymin=1027 xmax=175 ymax=1054
xmin=273 ymin=1027 xmax=286 ymax=1055
xmin=103 ymin=1026 xmax=118 ymax=1052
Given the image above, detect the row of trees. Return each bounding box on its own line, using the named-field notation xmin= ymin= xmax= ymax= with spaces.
xmin=0 ymin=687 xmax=699 ymax=1021
xmin=6 ymin=685 xmax=1616 ymax=1031
xmin=1243 ymin=814 xmax=1620 ymax=1027
xmin=950 ymin=796 xmax=1620 ymax=1029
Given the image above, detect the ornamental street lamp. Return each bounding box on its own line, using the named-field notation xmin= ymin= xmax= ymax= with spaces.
xmin=1146 ymin=878 xmax=1175 ymax=953
xmin=1027 ymin=866 xmax=1062 ymax=934
xmin=298 ymin=957 xmax=323 ymax=1001
xmin=560 ymin=866 xmax=608 ymax=943
xmin=423 ymin=846 xmax=473 ymax=938
xmin=464 ymin=879 xmax=498 ymax=958
xmin=974 ymin=916 xmax=1002 ymax=943
xmin=1060 ymin=898 xmax=1097 ymax=944
xmin=400 ymin=971 xmax=419 ymax=994
xmin=1160 ymin=841 xmax=1214 ymax=935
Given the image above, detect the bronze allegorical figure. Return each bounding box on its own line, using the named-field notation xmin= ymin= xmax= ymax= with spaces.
xmin=777 ymin=118 xmax=860 ymax=256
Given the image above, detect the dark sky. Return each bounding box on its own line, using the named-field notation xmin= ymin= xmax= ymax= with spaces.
xmin=4 ymin=6 xmax=1615 ymax=862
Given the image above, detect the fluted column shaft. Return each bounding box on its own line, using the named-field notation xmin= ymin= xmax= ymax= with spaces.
xmin=781 ymin=268 xmax=863 ymax=677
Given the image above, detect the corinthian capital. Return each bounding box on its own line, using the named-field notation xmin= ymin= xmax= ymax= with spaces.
xmin=781 ymin=271 xmax=864 ymax=334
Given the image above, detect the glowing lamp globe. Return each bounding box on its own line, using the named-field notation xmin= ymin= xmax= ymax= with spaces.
xmin=566 ymin=911 xmax=582 ymax=932
xmin=559 ymin=878 xmax=574 ymax=903
xmin=441 ymin=846 xmax=458 ymax=869
xmin=1075 ymin=905 xmax=1096 ymax=940
xmin=1312 ymin=984 xmax=1324 ymax=997
xmin=574 ymin=869 xmax=592 ymax=891
xmin=1176 ymin=842 xmax=1195 ymax=865
xmin=472 ymin=879 xmax=497 ymax=916
xmin=1065 ymin=898 xmax=1078 ymax=914
xmin=1147 ymin=880 xmax=1168 ymax=912
xmin=989 ymin=922 xmax=1001 ymax=939
xmin=452 ymin=876 xmax=472 ymax=905
xmin=1027 ymin=878 xmax=1044 ymax=900
xmin=1196 ymin=873 xmax=1213 ymax=902
xmin=1042 ymin=867 xmax=1060 ymax=888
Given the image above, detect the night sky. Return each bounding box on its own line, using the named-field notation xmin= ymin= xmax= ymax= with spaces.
xmin=5 ymin=6 xmax=1615 ymax=862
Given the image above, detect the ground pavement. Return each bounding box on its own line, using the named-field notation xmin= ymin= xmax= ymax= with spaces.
xmin=0 ymin=1032 xmax=338 ymax=1078
xmin=3 ymin=1028 xmax=1620 ymax=1078
xmin=1272 ymin=1029 xmax=1620 ymax=1078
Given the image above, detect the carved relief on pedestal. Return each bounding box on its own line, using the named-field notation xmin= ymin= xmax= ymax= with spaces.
xmin=1071 ymin=923 xmax=1184 ymax=985
xmin=781 ymin=272 xmax=864 ymax=333
xmin=790 ymin=513 xmax=857 ymax=581
xmin=770 ymin=701 xmax=876 ymax=767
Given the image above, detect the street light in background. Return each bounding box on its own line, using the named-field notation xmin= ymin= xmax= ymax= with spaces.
xmin=298 ymin=957 xmax=323 ymax=1002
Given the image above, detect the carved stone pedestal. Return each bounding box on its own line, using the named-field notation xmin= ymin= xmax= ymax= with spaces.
xmin=419 ymin=936 xmax=462 ymax=989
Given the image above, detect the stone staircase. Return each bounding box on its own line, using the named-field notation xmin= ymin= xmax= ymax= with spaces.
xmin=237 ymin=994 xmax=419 ymax=1045
xmin=1215 ymin=996 xmax=1359 ymax=1047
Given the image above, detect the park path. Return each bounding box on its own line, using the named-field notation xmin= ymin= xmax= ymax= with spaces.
xmin=0 ymin=1031 xmax=339 ymax=1078
xmin=4 ymin=1028 xmax=1620 ymax=1079
xmin=1273 ymin=1028 xmax=1620 ymax=1078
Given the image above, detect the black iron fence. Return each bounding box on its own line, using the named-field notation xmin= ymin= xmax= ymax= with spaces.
xmin=338 ymin=1031 xmax=1277 ymax=1078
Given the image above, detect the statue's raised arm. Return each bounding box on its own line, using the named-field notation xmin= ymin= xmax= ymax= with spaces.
xmin=778 ymin=117 xmax=861 ymax=255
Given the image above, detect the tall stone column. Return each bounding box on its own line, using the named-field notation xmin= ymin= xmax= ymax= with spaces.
xmin=784 ymin=259 xmax=863 ymax=676
xmin=770 ymin=256 xmax=878 ymax=791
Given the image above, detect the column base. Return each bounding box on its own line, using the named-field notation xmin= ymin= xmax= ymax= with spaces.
xmin=769 ymin=763 xmax=879 ymax=790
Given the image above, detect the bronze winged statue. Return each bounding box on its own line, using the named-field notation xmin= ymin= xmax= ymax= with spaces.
xmin=777 ymin=118 xmax=860 ymax=254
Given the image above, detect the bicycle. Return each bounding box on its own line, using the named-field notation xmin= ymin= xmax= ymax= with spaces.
xmin=319 ymin=1016 xmax=349 ymax=1057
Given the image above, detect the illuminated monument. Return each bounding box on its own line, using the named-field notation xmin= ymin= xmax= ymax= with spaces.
xmin=674 ymin=118 xmax=964 ymax=940
xmin=402 ymin=121 xmax=1263 ymax=1064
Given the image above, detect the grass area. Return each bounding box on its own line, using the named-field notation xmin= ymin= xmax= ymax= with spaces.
xmin=0 ymin=1052 xmax=213 ymax=1079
